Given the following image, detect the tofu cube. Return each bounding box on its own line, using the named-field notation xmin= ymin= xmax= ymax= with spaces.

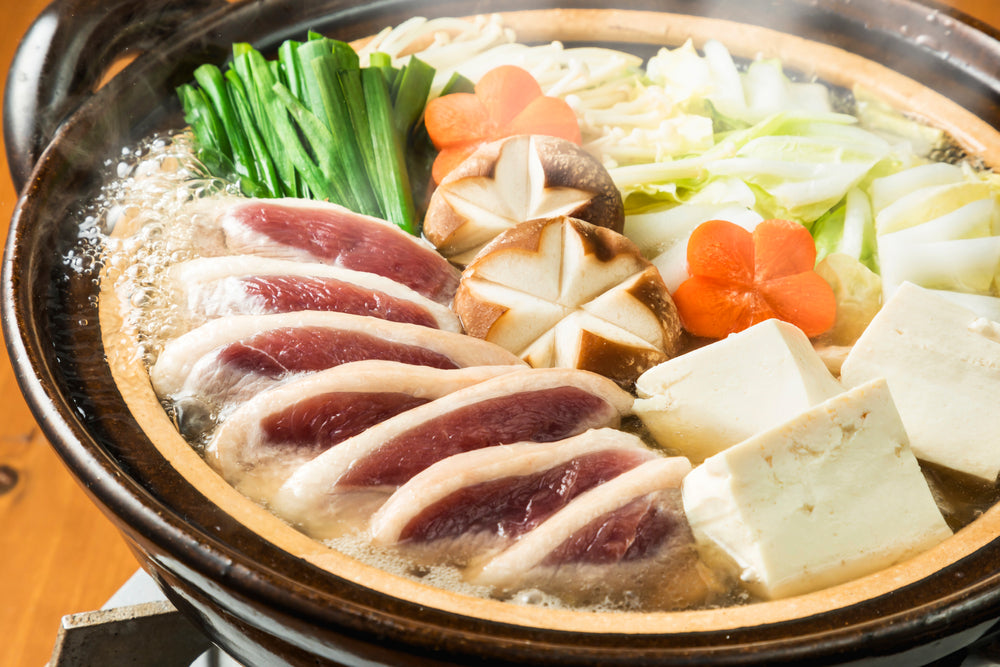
xmin=632 ymin=319 xmax=842 ymax=462
xmin=841 ymin=281 xmax=1000 ymax=480
xmin=681 ymin=378 xmax=952 ymax=600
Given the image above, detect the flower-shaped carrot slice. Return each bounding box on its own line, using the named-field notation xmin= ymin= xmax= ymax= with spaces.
xmin=672 ymin=219 xmax=836 ymax=339
xmin=424 ymin=65 xmax=581 ymax=184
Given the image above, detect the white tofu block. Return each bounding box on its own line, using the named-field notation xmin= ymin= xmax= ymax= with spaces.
xmin=632 ymin=319 xmax=842 ymax=462
xmin=841 ymin=281 xmax=1000 ymax=480
xmin=682 ymin=378 xmax=952 ymax=600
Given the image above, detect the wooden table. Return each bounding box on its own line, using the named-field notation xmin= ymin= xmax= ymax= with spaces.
xmin=1 ymin=1 xmax=998 ymax=666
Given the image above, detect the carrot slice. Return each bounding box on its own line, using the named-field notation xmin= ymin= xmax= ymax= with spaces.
xmin=673 ymin=279 xmax=748 ymax=338
xmin=686 ymin=220 xmax=754 ymax=284
xmin=753 ymin=218 xmax=816 ymax=281
xmin=506 ymin=95 xmax=583 ymax=145
xmin=431 ymin=143 xmax=480 ymax=185
xmin=423 ymin=94 xmax=493 ymax=149
xmin=475 ymin=65 xmax=544 ymax=127
xmin=673 ymin=218 xmax=836 ymax=339
xmin=758 ymin=272 xmax=837 ymax=337
xmin=423 ymin=65 xmax=582 ymax=184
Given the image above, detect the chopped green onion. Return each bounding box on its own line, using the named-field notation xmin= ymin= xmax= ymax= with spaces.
xmin=362 ymin=67 xmax=417 ymax=234
xmin=177 ymin=33 xmax=437 ymax=234
xmin=392 ymin=56 xmax=434 ymax=138
xmin=369 ymin=51 xmax=392 ymax=69
xmin=278 ymin=40 xmax=304 ymax=100
xmin=193 ymin=65 xmax=254 ymax=181
xmin=273 ymin=82 xmax=359 ymax=209
xmin=306 ymin=54 xmax=381 ymax=215
xmin=224 ymin=70 xmax=282 ymax=197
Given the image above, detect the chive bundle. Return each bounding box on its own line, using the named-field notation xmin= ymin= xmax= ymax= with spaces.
xmin=177 ymin=33 xmax=436 ymax=235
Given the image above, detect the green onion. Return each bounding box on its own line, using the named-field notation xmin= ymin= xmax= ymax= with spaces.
xmin=392 ymin=56 xmax=434 ymax=138
xmin=305 ymin=53 xmax=381 ymax=216
xmin=224 ymin=70 xmax=282 ymax=198
xmin=176 ymin=33 xmax=437 ymax=234
xmin=273 ymin=82 xmax=359 ymax=209
xmin=440 ymin=70 xmax=476 ymax=96
xmin=362 ymin=67 xmax=417 ymax=234
xmin=369 ymin=51 xmax=392 ymax=70
xmin=193 ymin=65 xmax=254 ymax=181
xmin=177 ymin=84 xmax=232 ymax=177
xmin=230 ymin=50 xmax=296 ymax=196
xmin=278 ymin=40 xmax=304 ymax=100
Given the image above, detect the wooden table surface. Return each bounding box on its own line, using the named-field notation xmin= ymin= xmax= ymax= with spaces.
xmin=1 ymin=1 xmax=998 ymax=665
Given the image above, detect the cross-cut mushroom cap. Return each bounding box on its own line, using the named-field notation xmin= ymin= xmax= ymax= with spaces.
xmin=455 ymin=216 xmax=682 ymax=387
xmin=423 ymin=135 xmax=624 ymax=266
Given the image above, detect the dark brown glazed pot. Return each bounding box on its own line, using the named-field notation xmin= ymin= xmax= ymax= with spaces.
xmin=5 ymin=0 xmax=1000 ymax=665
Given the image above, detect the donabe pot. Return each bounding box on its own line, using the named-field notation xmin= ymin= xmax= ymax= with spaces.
xmin=5 ymin=0 xmax=1000 ymax=665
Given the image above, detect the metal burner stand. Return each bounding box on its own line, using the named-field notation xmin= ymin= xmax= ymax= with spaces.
xmin=47 ymin=570 xmax=1000 ymax=667
xmin=48 ymin=571 xmax=239 ymax=667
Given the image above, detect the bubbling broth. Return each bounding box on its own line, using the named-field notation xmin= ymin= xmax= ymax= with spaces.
xmin=95 ymin=134 xmax=239 ymax=371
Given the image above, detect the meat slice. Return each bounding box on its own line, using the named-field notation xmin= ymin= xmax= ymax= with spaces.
xmin=169 ymin=256 xmax=461 ymax=333
xmin=149 ymin=311 xmax=524 ymax=436
xmin=467 ymin=457 xmax=719 ymax=611
xmin=217 ymin=198 xmax=461 ymax=305
xmin=205 ymin=361 xmax=518 ymax=505
xmin=369 ymin=428 xmax=657 ymax=564
xmin=272 ymin=368 xmax=634 ymax=538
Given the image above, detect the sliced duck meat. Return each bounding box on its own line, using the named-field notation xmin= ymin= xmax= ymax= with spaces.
xmin=467 ymin=456 xmax=719 ymax=611
xmin=216 ymin=198 xmax=461 ymax=304
xmin=169 ymin=256 xmax=461 ymax=333
xmin=149 ymin=311 xmax=524 ymax=436
xmin=272 ymin=368 xmax=634 ymax=539
xmin=205 ymin=361 xmax=519 ymax=505
xmin=369 ymin=428 xmax=657 ymax=565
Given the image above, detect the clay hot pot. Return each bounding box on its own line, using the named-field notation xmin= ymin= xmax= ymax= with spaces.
xmin=5 ymin=0 xmax=1000 ymax=664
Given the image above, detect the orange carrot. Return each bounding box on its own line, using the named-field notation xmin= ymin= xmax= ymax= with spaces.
xmin=424 ymin=65 xmax=581 ymax=184
xmin=672 ymin=219 xmax=836 ymax=339
xmin=477 ymin=65 xmax=543 ymax=127
xmin=506 ymin=95 xmax=581 ymax=142
xmin=423 ymin=93 xmax=490 ymax=146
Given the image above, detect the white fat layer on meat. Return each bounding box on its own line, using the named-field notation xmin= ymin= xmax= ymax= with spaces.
xmin=681 ymin=378 xmax=952 ymax=600
xmin=212 ymin=197 xmax=460 ymax=305
xmin=841 ymin=281 xmax=1000 ymax=480
xmin=632 ymin=319 xmax=843 ymax=463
